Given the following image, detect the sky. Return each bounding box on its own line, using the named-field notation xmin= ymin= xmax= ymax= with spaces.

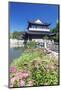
xmin=9 ymin=2 xmax=59 ymax=32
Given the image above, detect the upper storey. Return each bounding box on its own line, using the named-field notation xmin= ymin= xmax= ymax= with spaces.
xmin=27 ymin=19 xmax=50 ymax=32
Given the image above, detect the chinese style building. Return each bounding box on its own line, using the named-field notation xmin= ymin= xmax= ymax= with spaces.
xmin=23 ymin=19 xmax=54 ymax=40
xmin=22 ymin=19 xmax=55 ymax=47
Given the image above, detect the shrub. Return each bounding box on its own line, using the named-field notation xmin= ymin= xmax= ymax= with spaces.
xmin=10 ymin=48 xmax=59 ymax=87
xmin=25 ymin=41 xmax=36 ymax=48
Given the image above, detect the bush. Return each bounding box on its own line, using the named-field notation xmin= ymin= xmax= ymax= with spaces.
xmin=25 ymin=41 xmax=36 ymax=48
xmin=10 ymin=48 xmax=59 ymax=87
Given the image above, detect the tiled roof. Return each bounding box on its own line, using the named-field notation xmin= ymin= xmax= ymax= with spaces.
xmin=26 ymin=31 xmax=55 ymax=35
xmin=28 ymin=19 xmax=50 ymax=26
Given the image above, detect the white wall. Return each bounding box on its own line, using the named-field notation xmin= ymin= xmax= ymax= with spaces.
xmin=10 ymin=39 xmax=24 ymax=47
xmin=29 ymin=28 xmax=50 ymax=31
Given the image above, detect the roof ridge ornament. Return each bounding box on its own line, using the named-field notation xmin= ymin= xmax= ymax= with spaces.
xmin=35 ymin=19 xmax=43 ymax=24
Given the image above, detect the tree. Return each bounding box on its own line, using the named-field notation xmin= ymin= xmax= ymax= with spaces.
xmin=51 ymin=21 xmax=59 ymax=42
xmin=12 ymin=31 xmax=23 ymax=39
xmin=10 ymin=32 xmax=13 ymax=39
xmin=43 ymin=35 xmax=49 ymax=40
xmin=51 ymin=21 xmax=59 ymax=33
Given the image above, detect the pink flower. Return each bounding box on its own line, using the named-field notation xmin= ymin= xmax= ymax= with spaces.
xmin=16 ymin=72 xmax=23 ymax=79
xmin=19 ymin=80 xmax=25 ymax=86
xmin=10 ymin=66 xmax=16 ymax=73
xmin=14 ymin=71 xmax=30 ymax=80
xmin=22 ymin=71 xmax=29 ymax=79
xmin=28 ymin=80 xmax=33 ymax=86
xmin=10 ymin=77 xmax=17 ymax=85
xmin=16 ymin=71 xmax=29 ymax=79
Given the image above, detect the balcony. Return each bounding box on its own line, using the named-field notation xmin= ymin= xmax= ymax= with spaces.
xmin=28 ymin=28 xmax=50 ymax=32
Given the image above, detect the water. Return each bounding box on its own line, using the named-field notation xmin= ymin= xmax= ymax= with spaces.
xmin=9 ymin=47 xmax=25 ymax=64
xmin=9 ymin=44 xmax=59 ymax=64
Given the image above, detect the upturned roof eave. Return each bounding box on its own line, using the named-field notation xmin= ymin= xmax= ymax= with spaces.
xmin=28 ymin=21 xmax=50 ymax=26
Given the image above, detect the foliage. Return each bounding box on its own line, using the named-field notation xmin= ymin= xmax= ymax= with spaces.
xmin=10 ymin=33 xmax=13 ymax=38
xmin=25 ymin=41 xmax=37 ymax=48
xmin=51 ymin=21 xmax=59 ymax=42
xmin=10 ymin=31 xmax=23 ymax=39
xmin=10 ymin=48 xmax=59 ymax=87
xmin=51 ymin=22 xmax=59 ymax=33
xmin=43 ymin=35 xmax=49 ymax=40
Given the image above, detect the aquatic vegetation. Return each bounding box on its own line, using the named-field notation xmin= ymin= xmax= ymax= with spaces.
xmin=10 ymin=48 xmax=59 ymax=87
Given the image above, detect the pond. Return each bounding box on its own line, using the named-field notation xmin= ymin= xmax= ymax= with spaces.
xmin=9 ymin=44 xmax=59 ymax=64
xmin=9 ymin=47 xmax=25 ymax=64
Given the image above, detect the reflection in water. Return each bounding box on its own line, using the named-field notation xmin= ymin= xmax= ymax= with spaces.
xmin=9 ymin=47 xmax=25 ymax=64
